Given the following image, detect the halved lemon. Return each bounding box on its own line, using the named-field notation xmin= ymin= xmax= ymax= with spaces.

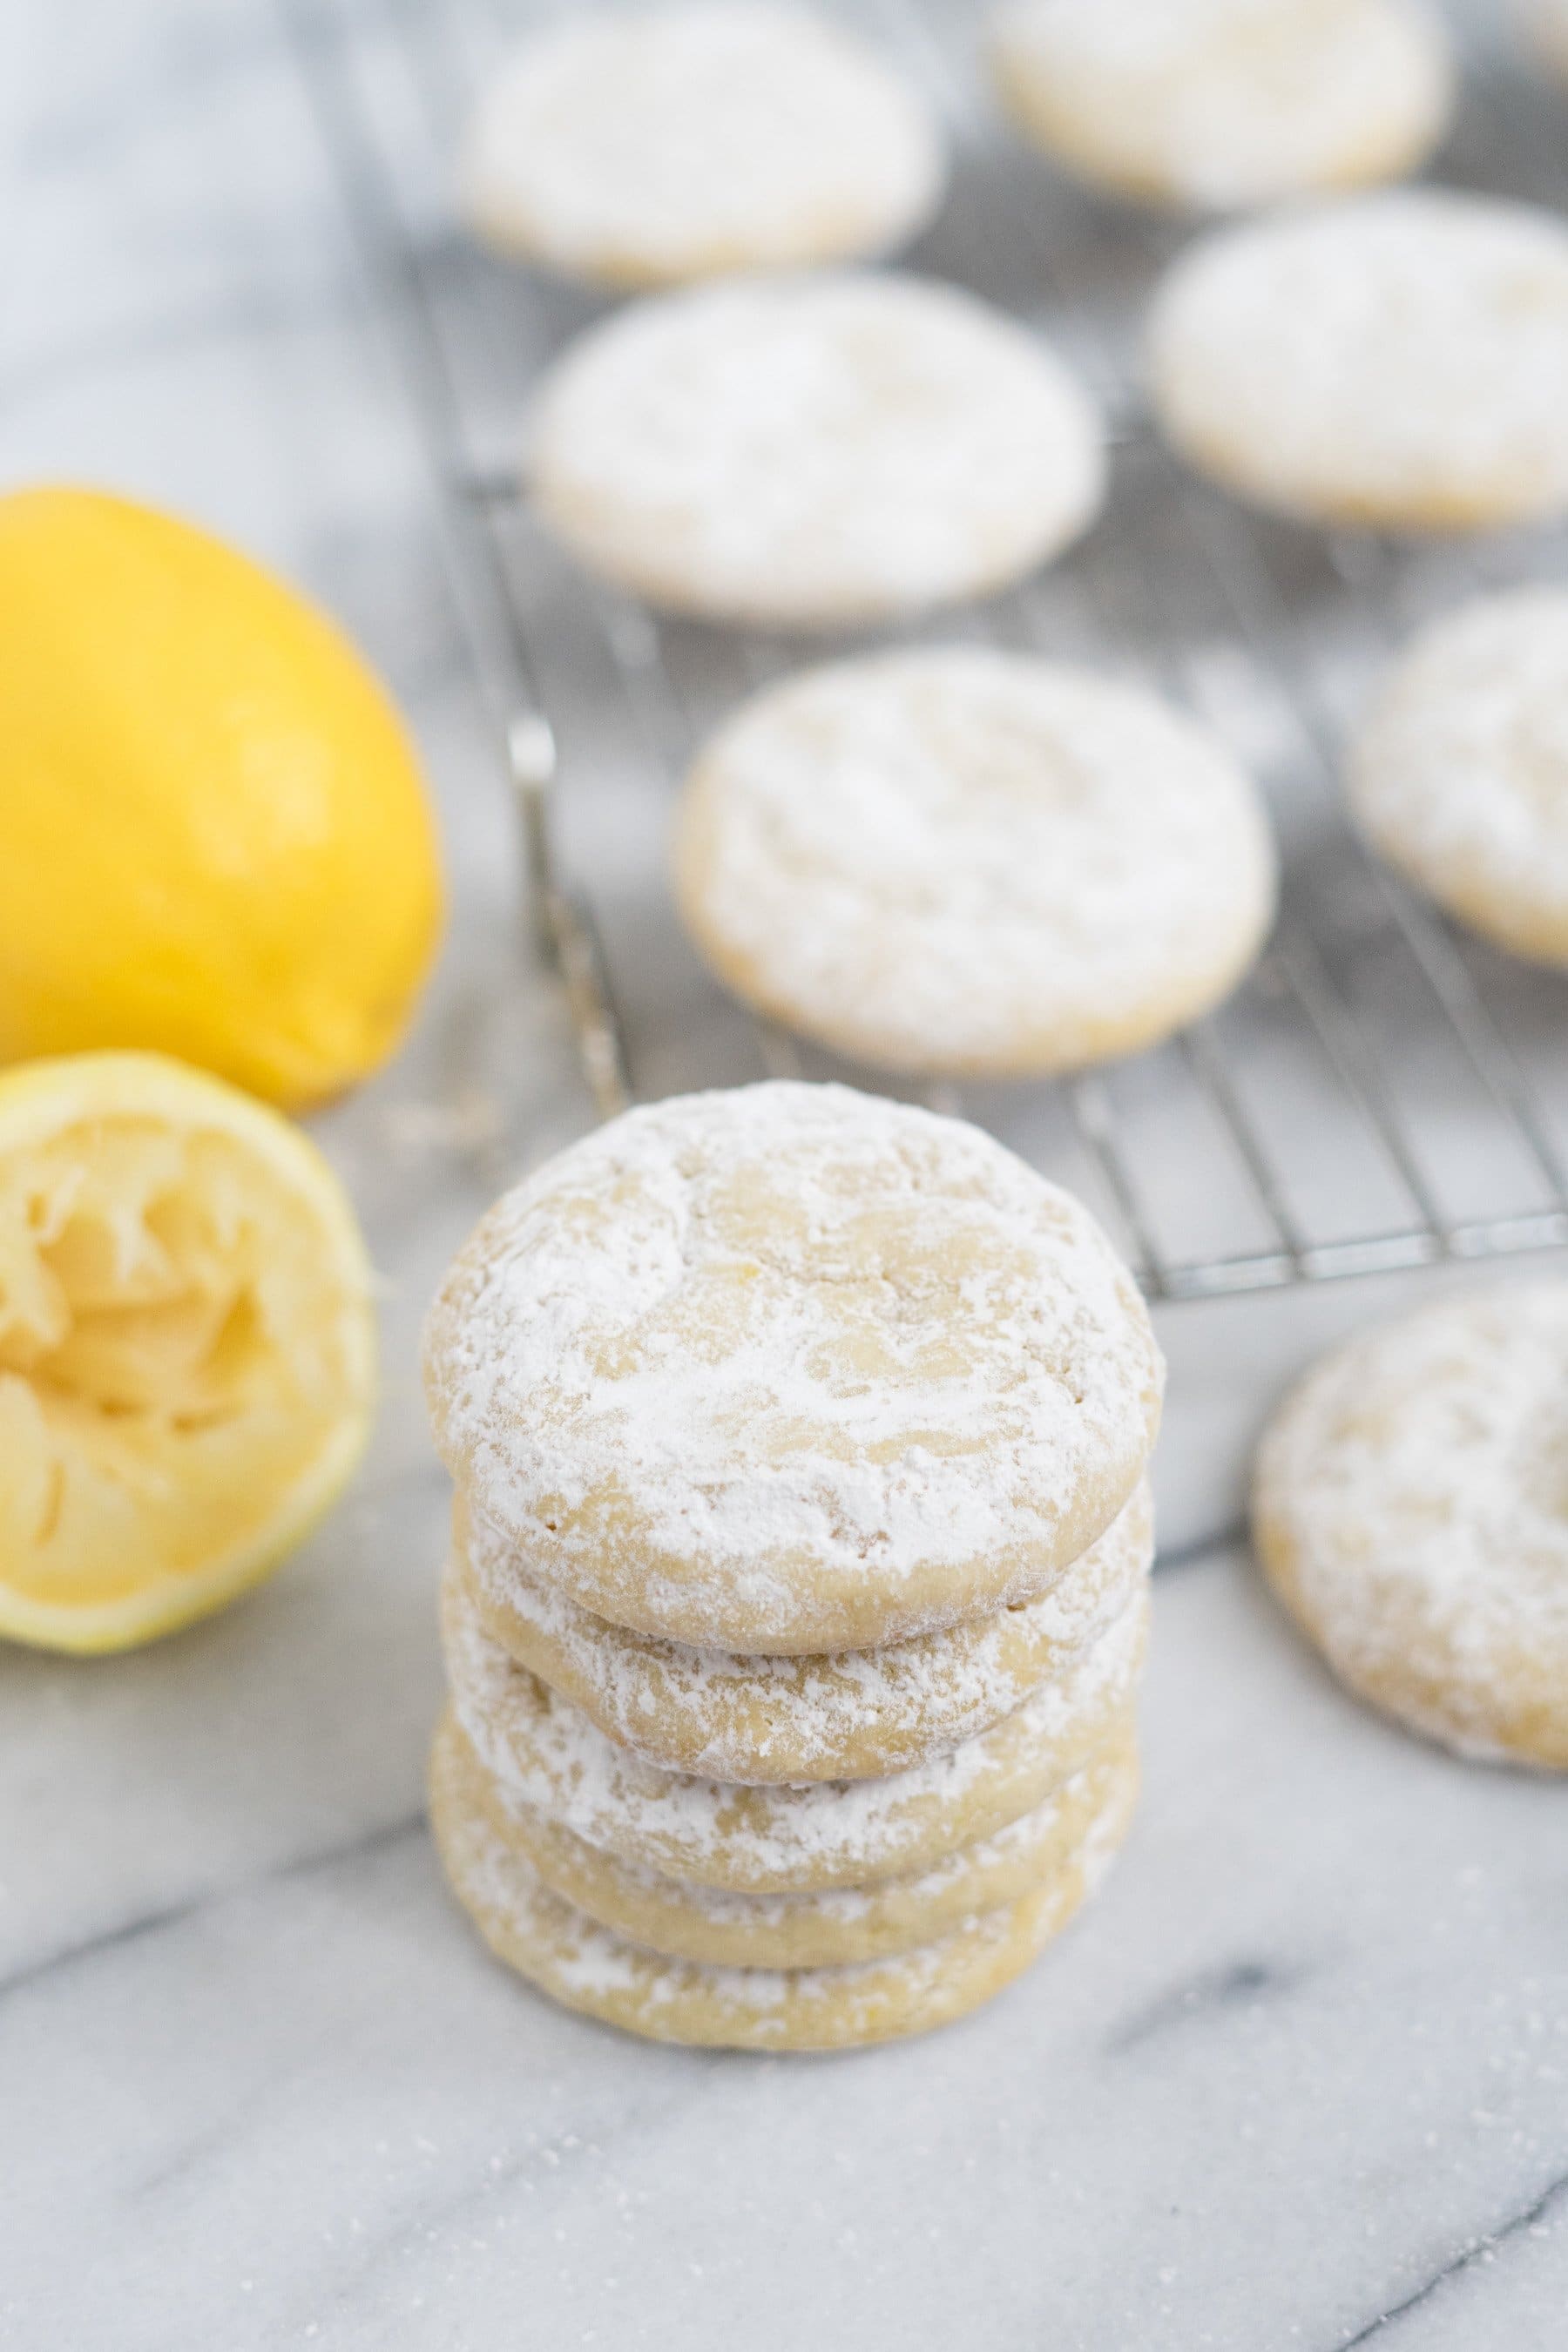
xmin=0 ymin=1052 xmax=376 ymax=1653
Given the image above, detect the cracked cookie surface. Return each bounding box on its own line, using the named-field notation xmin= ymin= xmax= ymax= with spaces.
xmin=423 ymin=1082 xmax=1162 ymax=1654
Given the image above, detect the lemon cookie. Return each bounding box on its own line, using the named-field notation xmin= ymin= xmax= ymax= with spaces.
xmin=1254 ymin=1284 xmax=1568 ymax=1768
xmin=430 ymin=1728 xmax=1125 ymax=2048
xmin=436 ymin=1709 xmax=1137 ymax=1970
xmin=458 ymin=4 xmax=945 ymax=289
xmin=423 ymin=1083 xmax=1162 ymax=1654
xmin=526 ymin=273 xmax=1104 ymax=628
xmin=1348 ymin=591 xmax=1568 ymax=969
xmin=672 ymin=650 xmax=1276 ymax=1078
xmin=1149 ymin=192 xmax=1568 ymax=532
xmin=455 ymin=1478 xmax=1152 ymax=1783
xmin=990 ymin=0 xmax=1451 ymax=214
xmin=442 ymin=1571 xmax=1148 ymax=1892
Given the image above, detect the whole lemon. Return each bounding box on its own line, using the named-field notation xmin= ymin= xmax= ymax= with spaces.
xmin=0 ymin=487 xmax=444 ymax=1112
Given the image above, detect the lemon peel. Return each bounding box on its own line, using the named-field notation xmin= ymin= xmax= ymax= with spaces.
xmin=0 ymin=1052 xmax=376 ymax=1653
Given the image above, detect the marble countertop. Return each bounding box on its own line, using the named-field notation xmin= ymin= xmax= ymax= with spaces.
xmin=3 ymin=3 xmax=1565 ymax=2345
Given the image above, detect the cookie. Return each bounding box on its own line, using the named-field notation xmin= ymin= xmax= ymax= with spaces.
xmin=990 ymin=0 xmax=1452 ymax=213
xmin=441 ymin=1572 xmax=1148 ymax=1893
xmin=526 ymin=273 xmax=1104 ymax=627
xmin=672 ymin=650 xmax=1276 ymax=1078
xmin=457 ymin=3 xmax=945 ymax=290
xmin=430 ymin=1794 xmax=1114 ymax=2055
xmin=1148 ymin=191 xmax=1568 ymax=532
xmin=429 ymin=1724 xmax=1126 ymax=2049
xmin=423 ymin=1083 xmax=1162 ymax=1654
xmin=1254 ymin=1284 xmax=1568 ymax=1769
xmin=1348 ymin=590 xmax=1568 ymax=969
xmin=454 ymin=1477 xmax=1152 ymax=1784
xmin=436 ymin=1709 xmax=1138 ymax=1970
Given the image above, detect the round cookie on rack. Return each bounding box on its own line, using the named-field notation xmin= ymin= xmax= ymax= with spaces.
xmin=457 ymin=3 xmax=946 ymax=289
xmin=423 ymin=1082 xmax=1162 ymax=1655
xmin=672 ymin=650 xmax=1276 ymax=1078
xmin=430 ymin=1728 xmax=1127 ymax=2049
xmin=436 ymin=1707 xmax=1138 ymax=1970
xmin=454 ymin=1476 xmax=1152 ymax=1783
xmin=1348 ymin=590 xmax=1568 ymax=970
xmin=1148 ymin=192 xmax=1568 ymax=532
xmin=442 ymin=1565 xmax=1149 ymax=1891
xmin=525 ymin=273 xmax=1105 ymax=628
xmin=989 ymin=0 xmax=1452 ymax=214
xmin=1254 ymin=1283 xmax=1568 ymax=1769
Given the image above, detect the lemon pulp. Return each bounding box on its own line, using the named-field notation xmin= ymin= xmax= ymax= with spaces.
xmin=0 ymin=1054 xmax=375 ymax=1652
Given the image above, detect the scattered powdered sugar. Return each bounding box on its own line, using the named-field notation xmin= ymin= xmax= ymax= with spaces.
xmin=458 ymin=3 xmax=944 ymax=287
xmin=1349 ymin=591 xmax=1568 ymax=955
xmin=527 ymin=272 xmax=1104 ymax=626
xmin=674 ymin=650 xmax=1276 ymax=1078
xmin=458 ymin=1477 xmax=1152 ymax=1782
xmin=1149 ymin=192 xmax=1568 ymax=528
xmin=423 ymin=1084 xmax=1162 ymax=1655
xmin=442 ymin=1571 xmax=1148 ymax=1889
xmin=1254 ymin=1282 xmax=1568 ymax=1765
xmin=990 ymin=0 xmax=1450 ymax=211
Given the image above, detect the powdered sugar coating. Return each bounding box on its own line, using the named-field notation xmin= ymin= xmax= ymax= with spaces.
xmin=1149 ymin=192 xmax=1568 ymax=531
xmin=456 ymin=1477 xmax=1151 ymax=1782
xmin=436 ymin=1708 xmax=1137 ymax=1969
xmin=458 ymin=4 xmax=945 ymax=289
xmin=429 ymin=1723 xmax=1127 ymax=2047
xmin=527 ymin=273 xmax=1105 ymax=627
xmin=442 ymin=1569 xmax=1148 ymax=1890
xmin=423 ymin=1083 xmax=1162 ymax=1653
xmin=990 ymin=0 xmax=1451 ymax=213
xmin=674 ymin=651 xmax=1276 ymax=1078
xmin=1254 ymin=1283 xmax=1568 ymax=1767
xmin=1348 ymin=591 xmax=1568 ymax=969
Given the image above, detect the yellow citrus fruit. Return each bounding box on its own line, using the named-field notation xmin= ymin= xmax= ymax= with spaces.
xmin=0 ymin=486 xmax=444 ymax=1112
xmin=0 ymin=1052 xmax=376 ymax=1653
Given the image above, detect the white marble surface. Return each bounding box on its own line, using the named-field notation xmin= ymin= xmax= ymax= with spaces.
xmin=3 ymin=2 xmax=1566 ymax=2345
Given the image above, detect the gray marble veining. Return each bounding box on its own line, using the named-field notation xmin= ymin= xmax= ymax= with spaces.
xmin=3 ymin=3 xmax=1565 ymax=2345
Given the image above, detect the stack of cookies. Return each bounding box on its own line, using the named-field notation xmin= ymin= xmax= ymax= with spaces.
xmin=421 ymin=1082 xmax=1164 ymax=2050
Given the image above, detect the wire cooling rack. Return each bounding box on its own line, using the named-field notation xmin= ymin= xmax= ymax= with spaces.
xmin=283 ymin=0 xmax=1568 ymax=1301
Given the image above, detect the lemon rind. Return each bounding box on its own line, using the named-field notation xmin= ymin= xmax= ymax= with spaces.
xmin=0 ymin=1050 xmax=377 ymax=1654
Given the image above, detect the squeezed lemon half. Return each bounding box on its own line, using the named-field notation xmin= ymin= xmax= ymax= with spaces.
xmin=0 ymin=1053 xmax=376 ymax=1653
